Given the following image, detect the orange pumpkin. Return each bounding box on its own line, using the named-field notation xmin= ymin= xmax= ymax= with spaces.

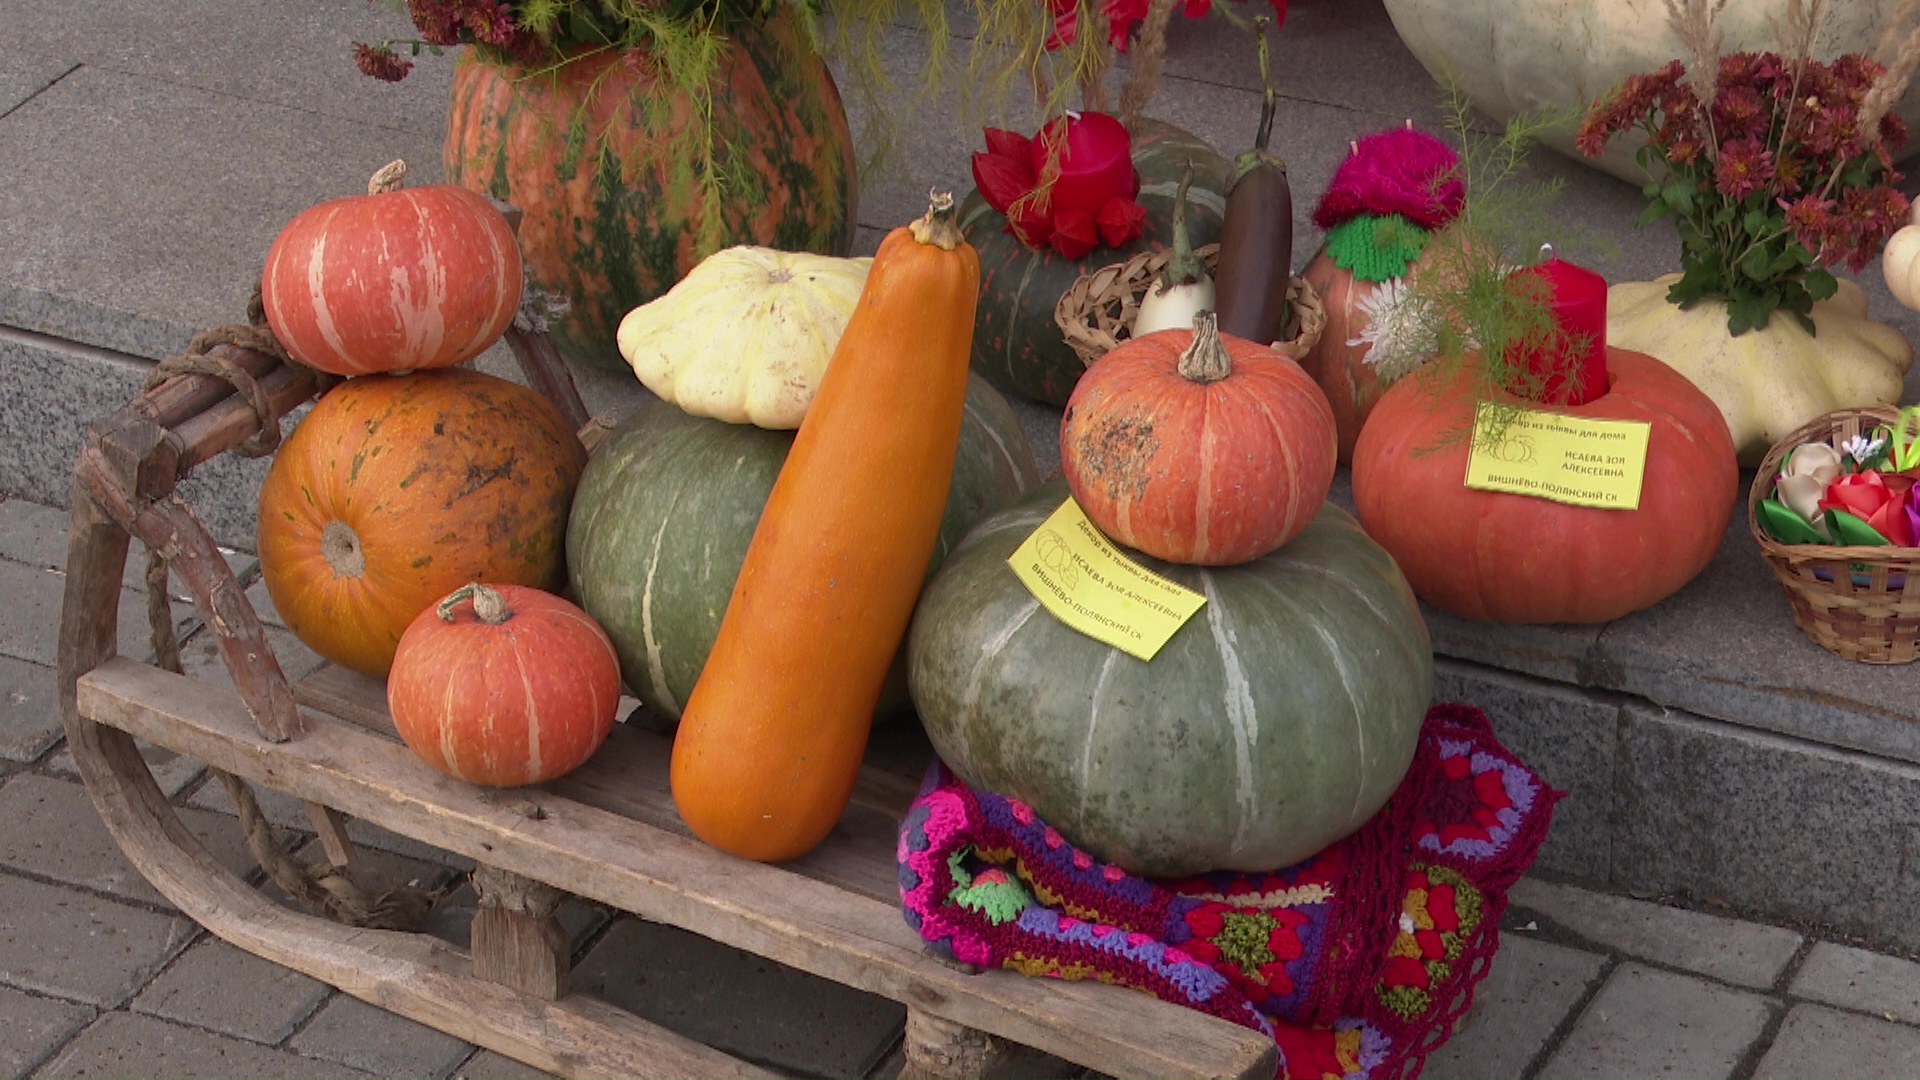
xmin=257 ymin=369 xmax=586 ymax=676
xmin=670 ymin=195 xmax=979 ymax=862
xmin=1060 ymin=313 xmax=1338 ymax=565
xmin=260 ymin=161 xmax=522 ymax=378
xmin=1301 ymin=248 xmax=1397 ymax=464
xmin=388 ymin=583 xmax=621 ymax=787
xmin=1350 ymin=347 xmax=1738 ymax=624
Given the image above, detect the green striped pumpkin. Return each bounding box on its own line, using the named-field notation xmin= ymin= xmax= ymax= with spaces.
xmin=907 ymin=480 xmax=1434 ymax=877
xmin=442 ymin=11 xmax=857 ymax=371
xmin=961 ymin=118 xmax=1231 ymax=407
xmin=567 ymin=374 xmax=1041 ymax=721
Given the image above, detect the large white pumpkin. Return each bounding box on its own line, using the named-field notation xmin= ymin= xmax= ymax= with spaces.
xmin=1381 ymin=0 xmax=1920 ymax=183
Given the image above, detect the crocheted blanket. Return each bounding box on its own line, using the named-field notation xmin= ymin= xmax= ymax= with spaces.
xmin=898 ymin=703 xmax=1560 ymax=1080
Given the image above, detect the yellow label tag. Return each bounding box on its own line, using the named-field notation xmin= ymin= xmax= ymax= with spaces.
xmin=1008 ymin=498 xmax=1207 ymax=661
xmin=1463 ymin=403 xmax=1652 ymax=510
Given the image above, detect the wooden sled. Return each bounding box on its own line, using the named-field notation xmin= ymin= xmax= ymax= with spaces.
xmin=54 ymin=326 xmax=1277 ymax=1079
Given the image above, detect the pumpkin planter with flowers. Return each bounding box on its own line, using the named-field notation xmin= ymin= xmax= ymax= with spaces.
xmin=1578 ymin=4 xmax=1920 ymax=465
xmin=388 ymin=583 xmax=622 ymax=787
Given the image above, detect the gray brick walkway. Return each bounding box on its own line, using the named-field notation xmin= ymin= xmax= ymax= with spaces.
xmin=6 ymin=490 xmax=1920 ymax=1077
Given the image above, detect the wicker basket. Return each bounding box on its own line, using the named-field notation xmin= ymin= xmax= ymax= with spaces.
xmin=1054 ymin=243 xmax=1328 ymax=368
xmin=1750 ymin=405 xmax=1920 ymax=664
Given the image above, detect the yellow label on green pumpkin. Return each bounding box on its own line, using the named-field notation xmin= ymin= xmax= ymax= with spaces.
xmin=1008 ymin=498 xmax=1206 ymax=661
xmin=1463 ymin=403 xmax=1652 ymax=510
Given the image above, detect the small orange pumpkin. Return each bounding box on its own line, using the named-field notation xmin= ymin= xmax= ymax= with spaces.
xmin=260 ymin=160 xmax=523 ymax=378
xmin=1060 ymin=312 xmax=1338 ymax=565
xmin=388 ymin=583 xmax=621 ymax=787
xmin=257 ymin=369 xmax=586 ymax=676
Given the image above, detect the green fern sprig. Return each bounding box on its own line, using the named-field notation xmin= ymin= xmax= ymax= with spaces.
xmin=1387 ymin=80 xmax=1596 ymax=453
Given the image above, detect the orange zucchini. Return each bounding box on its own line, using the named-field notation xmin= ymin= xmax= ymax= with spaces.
xmin=669 ymin=195 xmax=981 ymax=861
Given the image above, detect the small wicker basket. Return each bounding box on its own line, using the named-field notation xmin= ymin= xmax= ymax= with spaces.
xmin=1053 ymin=243 xmax=1328 ymax=368
xmin=1750 ymin=405 xmax=1920 ymax=664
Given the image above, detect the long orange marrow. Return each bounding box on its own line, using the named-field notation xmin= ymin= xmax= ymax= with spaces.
xmin=670 ymin=194 xmax=981 ymax=861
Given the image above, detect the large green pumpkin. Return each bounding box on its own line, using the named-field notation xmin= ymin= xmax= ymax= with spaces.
xmin=568 ymin=374 xmax=1040 ymax=721
xmin=907 ymin=480 xmax=1433 ymax=877
xmin=961 ymin=118 xmax=1230 ymax=407
xmin=443 ymin=10 xmax=857 ymax=371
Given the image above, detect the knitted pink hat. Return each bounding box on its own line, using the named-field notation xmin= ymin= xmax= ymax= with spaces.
xmin=1312 ymin=126 xmax=1464 ymax=232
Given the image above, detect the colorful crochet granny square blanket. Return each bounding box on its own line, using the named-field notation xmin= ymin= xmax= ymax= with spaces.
xmin=897 ymin=703 xmax=1561 ymax=1080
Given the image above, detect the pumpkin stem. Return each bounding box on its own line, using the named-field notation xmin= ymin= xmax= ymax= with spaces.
xmin=1154 ymin=160 xmax=1206 ymax=293
xmin=319 ymin=520 xmax=366 ymax=579
xmin=368 ymin=159 xmax=408 ymax=196
xmin=439 ymin=582 xmax=513 ymax=625
xmin=1177 ymin=312 xmax=1232 ymax=383
xmin=910 ymin=189 xmax=965 ymax=251
xmin=1230 ymin=17 xmax=1287 ymax=184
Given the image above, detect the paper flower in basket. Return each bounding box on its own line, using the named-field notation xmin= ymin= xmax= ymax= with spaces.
xmin=1820 ymin=471 xmax=1916 ymax=547
xmin=970 ymin=112 xmax=1146 ymax=260
xmin=1757 ymin=442 xmax=1844 ymax=543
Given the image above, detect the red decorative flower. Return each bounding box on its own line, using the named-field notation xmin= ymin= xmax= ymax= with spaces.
xmin=1273 ymin=1025 xmax=1347 ymax=1080
xmin=1382 ymin=954 xmax=1431 ymax=991
xmin=1427 ymin=883 xmax=1460 ymax=932
xmin=968 ymin=113 xmax=1147 ymax=256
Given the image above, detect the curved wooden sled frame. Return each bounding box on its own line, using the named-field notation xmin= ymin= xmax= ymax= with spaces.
xmin=54 ymin=334 xmax=1278 ymax=1080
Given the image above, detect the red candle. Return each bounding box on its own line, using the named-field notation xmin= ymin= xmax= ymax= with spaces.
xmin=1505 ymin=246 xmax=1609 ymax=406
xmin=1030 ymin=110 xmax=1137 ymax=212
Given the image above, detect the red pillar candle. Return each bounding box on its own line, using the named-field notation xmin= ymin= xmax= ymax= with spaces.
xmin=1505 ymin=245 xmax=1609 ymax=406
xmin=1030 ymin=110 xmax=1138 ymax=211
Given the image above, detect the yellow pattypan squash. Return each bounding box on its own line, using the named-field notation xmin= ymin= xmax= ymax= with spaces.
xmin=1608 ymin=274 xmax=1913 ymax=466
xmin=616 ymin=247 xmax=872 ymax=430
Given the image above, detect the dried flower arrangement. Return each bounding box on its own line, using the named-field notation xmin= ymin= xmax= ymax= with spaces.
xmin=1576 ymin=0 xmax=1920 ymax=335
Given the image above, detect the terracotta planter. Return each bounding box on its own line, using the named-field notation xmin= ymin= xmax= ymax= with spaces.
xmin=443 ymin=13 xmax=858 ymax=370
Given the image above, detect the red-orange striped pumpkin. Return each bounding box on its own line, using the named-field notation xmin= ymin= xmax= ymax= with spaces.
xmin=1060 ymin=312 xmax=1337 ymax=565
xmin=387 ymin=583 xmax=621 ymax=787
xmin=260 ymin=161 xmax=523 ymax=378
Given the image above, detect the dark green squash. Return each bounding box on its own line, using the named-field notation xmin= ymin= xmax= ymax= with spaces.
xmin=907 ymin=480 xmax=1433 ymax=877
xmin=960 ymin=118 xmax=1231 ymax=407
xmin=567 ymin=374 xmax=1040 ymax=720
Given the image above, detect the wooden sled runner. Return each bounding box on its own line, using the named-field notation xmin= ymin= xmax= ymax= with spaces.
xmin=54 ymin=327 xmax=1277 ymax=1079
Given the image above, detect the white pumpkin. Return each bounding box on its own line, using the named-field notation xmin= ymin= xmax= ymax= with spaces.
xmin=616 ymin=247 xmax=871 ymax=429
xmin=1380 ymin=0 xmax=1920 ymax=183
xmin=1880 ymin=201 xmax=1920 ymax=310
xmin=1608 ymin=274 xmax=1913 ymax=465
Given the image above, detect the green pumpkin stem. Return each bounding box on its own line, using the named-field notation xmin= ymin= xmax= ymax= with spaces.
xmin=439 ymin=582 xmax=512 ymax=625
xmin=1155 ymin=161 xmax=1206 ymax=293
xmin=368 ymin=159 xmax=408 ymax=196
xmin=911 ymin=189 xmax=965 ymax=250
xmin=1177 ymin=312 xmax=1232 ymax=384
xmin=1231 ymin=17 xmax=1286 ymax=183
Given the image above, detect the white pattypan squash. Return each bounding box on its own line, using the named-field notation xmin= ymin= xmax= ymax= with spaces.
xmin=1380 ymin=0 xmax=1920 ymax=182
xmin=616 ymin=247 xmax=871 ymax=430
xmin=1880 ymin=201 xmax=1920 ymax=310
xmin=1608 ymin=274 xmax=1913 ymax=466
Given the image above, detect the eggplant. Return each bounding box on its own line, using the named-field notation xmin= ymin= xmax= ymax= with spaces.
xmin=1212 ymin=16 xmax=1295 ymax=346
